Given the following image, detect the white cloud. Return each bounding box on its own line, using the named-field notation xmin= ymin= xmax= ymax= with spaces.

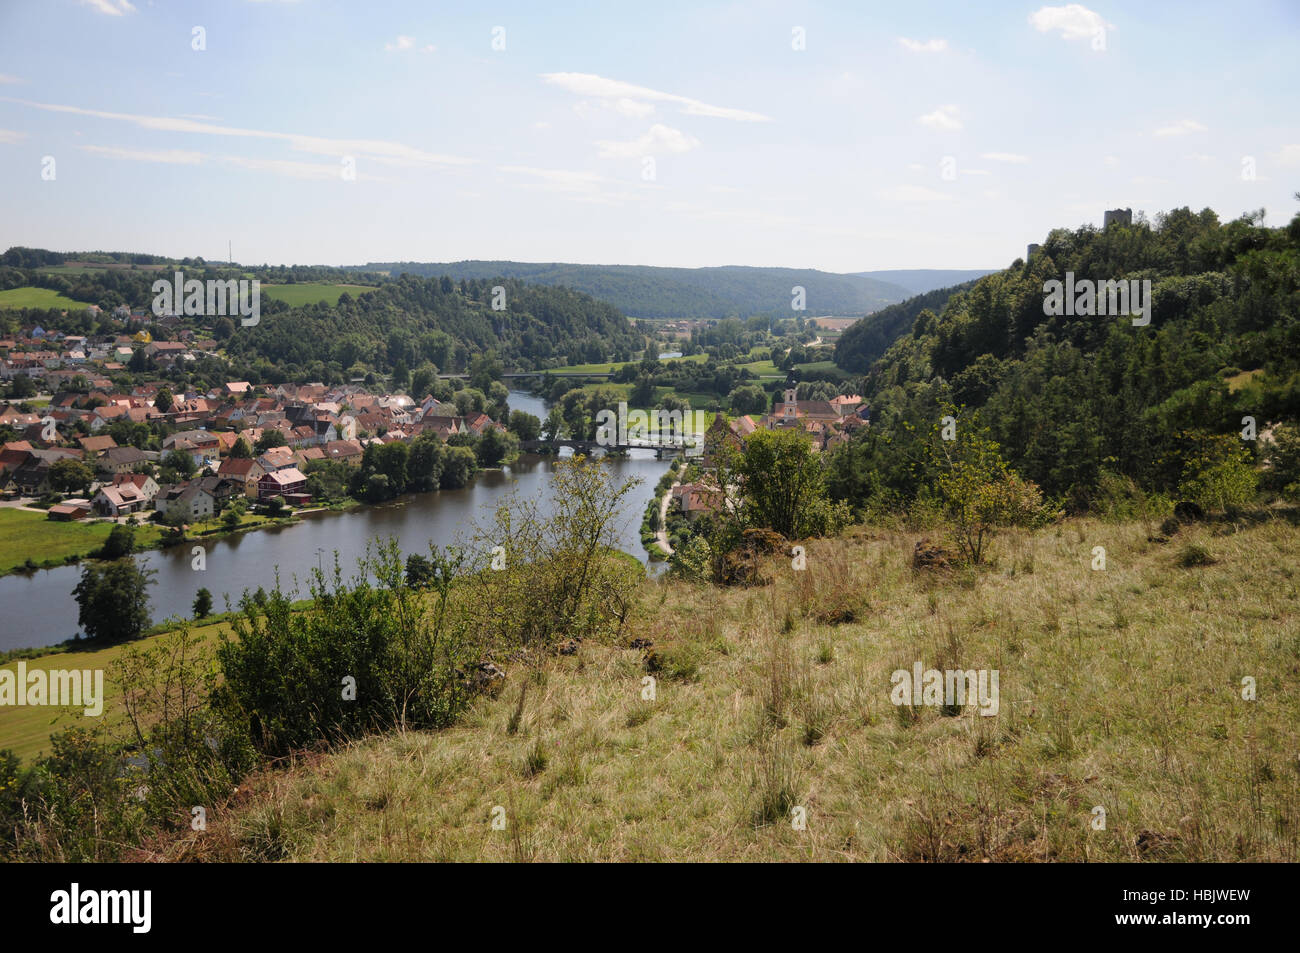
xmin=497 ymin=165 xmax=641 ymax=205
xmin=0 ymin=74 xmax=22 ymax=85
xmin=385 ymin=36 xmax=415 ymax=52
xmin=614 ymin=98 xmax=655 ymax=118
xmin=898 ymin=37 xmax=948 ymax=53
xmin=876 ymin=184 xmax=955 ymax=203
xmin=1154 ymin=118 xmax=1208 ymax=137
xmin=596 ymin=123 xmax=700 ymax=159
xmin=917 ymin=105 xmax=962 ymax=130
xmin=1274 ymin=144 xmax=1300 ymax=166
xmin=222 ymin=155 xmax=373 ymax=181
xmin=981 ymin=151 xmax=1029 ymax=164
xmin=1029 ymin=4 xmax=1114 ymax=42
xmin=541 ymin=72 xmax=771 ymax=122
xmin=0 ymin=129 xmax=28 ymax=144
xmin=2 ymin=97 xmax=474 ymax=168
xmin=81 ymin=0 xmax=135 ymax=15
xmin=80 ymin=145 xmax=201 ymax=164
xmin=1103 ymin=155 xmax=1121 ymax=167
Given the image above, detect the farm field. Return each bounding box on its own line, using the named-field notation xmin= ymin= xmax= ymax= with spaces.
xmin=261 ymin=283 xmax=379 ymax=306
xmin=0 ymin=286 xmax=93 ymax=310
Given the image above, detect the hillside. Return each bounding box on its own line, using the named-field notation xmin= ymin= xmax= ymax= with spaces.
xmin=856 ymin=269 xmax=996 ymax=296
xmin=358 ymin=261 xmax=913 ymax=319
xmin=834 ymin=280 xmax=980 ymax=373
xmin=171 ymin=517 xmax=1300 ymax=862
xmin=832 ymin=205 xmax=1300 ymax=507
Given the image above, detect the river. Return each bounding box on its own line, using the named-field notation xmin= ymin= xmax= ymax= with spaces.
xmin=0 ymin=391 xmax=672 ymax=652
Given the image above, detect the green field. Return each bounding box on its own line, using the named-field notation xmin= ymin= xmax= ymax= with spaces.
xmin=261 ymin=283 xmax=378 ymax=306
xmin=791 ymin=360 xmax=850 ymax=380
xmin=736 ymin=358 xmax=783 ymax=378
xmin=554 ymin=353 xmax=708 ymax=376
xmin=0 ymin=618 xmax=231 ymax=761
xmin=0 ymin=286 xmax=93 ymax=310
xmin=0 ymin=509 xmax=162 ymax=575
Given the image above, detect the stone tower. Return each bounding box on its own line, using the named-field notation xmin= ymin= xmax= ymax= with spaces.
xmin=1103 ymin=208 xmax=1132 ymax=228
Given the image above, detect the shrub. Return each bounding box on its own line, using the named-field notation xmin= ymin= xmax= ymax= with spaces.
xmin=215 ymin=541 xmax=478 ymax=756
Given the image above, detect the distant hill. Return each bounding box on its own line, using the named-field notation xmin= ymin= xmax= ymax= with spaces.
xmin=356 ymin=261 xmax=913 ymax=320
xmin=855 ymin=269 xmax=995 ymax=296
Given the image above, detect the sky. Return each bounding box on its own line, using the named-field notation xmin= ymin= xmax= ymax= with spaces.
xmin=0 ymin=0 xmax=1297 ymax=272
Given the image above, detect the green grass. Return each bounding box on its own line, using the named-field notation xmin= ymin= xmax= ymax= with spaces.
xmin=554 ymin=353 xmax=708 ymax=376
xmin=193 ymin=515 xmax=1300 ymax=862
xmin=0 ymin=617 xmax=233 ymax=762
xmin=261 ymin=283 xmax=377 ymax=307
xmin=791 ymin=360 xmax=850 ymax=380
xmin=0 ymin=509 xmax=163 ymax=575
xmin=0 ymin=287 xmax=93 ymax=310
xmin=1224 ymin=369 xmax=1263 ymax=393
xmin=737 ymin=359 xmax=783 ymax=378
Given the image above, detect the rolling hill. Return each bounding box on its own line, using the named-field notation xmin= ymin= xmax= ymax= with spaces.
xmin=357 ymin=261 xmax=913 ymax=320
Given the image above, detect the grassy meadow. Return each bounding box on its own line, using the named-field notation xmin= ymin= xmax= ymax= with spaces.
xmin=0 ymin=617 xmax=233 ymax=762
xmin=0 ymin=509 xmax=164 ymax=575
xmin=0 ymin=286 xmax=93 ymax=310
xmin=260 ymin=283 xmax=378 ymax=307
xmin=171 ymin=513 xmax=1300 ymax=862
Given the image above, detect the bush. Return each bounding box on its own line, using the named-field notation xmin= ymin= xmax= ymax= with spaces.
xmin=215 ymin=541 xmax=477 ymax=757
xmin=1176 ymin=432 xmax=1258 ymax=514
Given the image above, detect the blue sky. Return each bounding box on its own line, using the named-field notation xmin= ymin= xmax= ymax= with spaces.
xmin=0 ymin=0 xmax=1297 ymax=271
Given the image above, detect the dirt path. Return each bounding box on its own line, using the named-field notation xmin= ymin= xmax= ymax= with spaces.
xmin=655 ymin=480 xmax=679 ymax=556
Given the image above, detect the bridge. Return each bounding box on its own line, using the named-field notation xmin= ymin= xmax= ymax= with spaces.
xmin=519 ymin=438 xmax=692 ymax=458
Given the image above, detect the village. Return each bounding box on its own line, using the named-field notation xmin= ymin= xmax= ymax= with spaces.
xmin=0 ymin=320 xmax=510 ymax=528
xmin=668 ymin=388 xmax=870 ymax=523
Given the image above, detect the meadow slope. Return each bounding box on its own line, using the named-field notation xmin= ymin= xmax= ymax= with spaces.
xmin=167 ymin=515 xmax=1299 ymax=862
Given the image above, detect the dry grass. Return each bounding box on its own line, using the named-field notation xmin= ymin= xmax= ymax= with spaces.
xmin=177 ymin=516 xmax=1300 ymax=862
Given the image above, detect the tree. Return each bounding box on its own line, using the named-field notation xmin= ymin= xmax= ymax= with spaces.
xmin=475 ymin=427 xmax=517 ymax=467
xmin=154 ymin=387 xmax=174 ymax=413
xmin=72 ymin=561 xmax=155 ymax=643
xmin=440 ymin=445 xmax=477 ymax=489
xmin=405 ymin=553 xmax=436 ymax=588
xmin=928 ymin=409 xmax=1052 ymax=565
xmin=8 ymin=375 xmax=36 ymax=399
xmin=193 ymin=587 xmax=213 ymax=619
xmin=98 ymin=524 xmax=136 ymax=559
xmin=508 ymin=410 xmax=541 ymax=442
xmin=49 ymin=458 xmax=94 ymax=494
xmin=407 ymin=431 xmax=445 ymax=492
xmin=254 ymin=430 xmax=287 ymax=452
xmin=410 ymin=363 xmax=438 ymax=400
xmin=229 ymin=437 xmax=253 ymax=459
xmin=729 ymin=428 xmax=846 ymax=540
xmin=162 ymin=450 xmax=197 ymax=479
xmin=1177 ymin=432 xmax=1258 ymax=514
xmin=727 ymin=384 xmax=768 ymax=416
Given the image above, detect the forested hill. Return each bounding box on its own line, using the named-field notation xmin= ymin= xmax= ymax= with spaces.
xmin=223 ymin=275 xmax=644 ymax=374
xmin=831 ymin=204 xmax=1300 ymax=508
xmin=834 ymin=280 xmax=980 ymax=373
xmin=357 ymin=261 xmax=912 ymax=319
